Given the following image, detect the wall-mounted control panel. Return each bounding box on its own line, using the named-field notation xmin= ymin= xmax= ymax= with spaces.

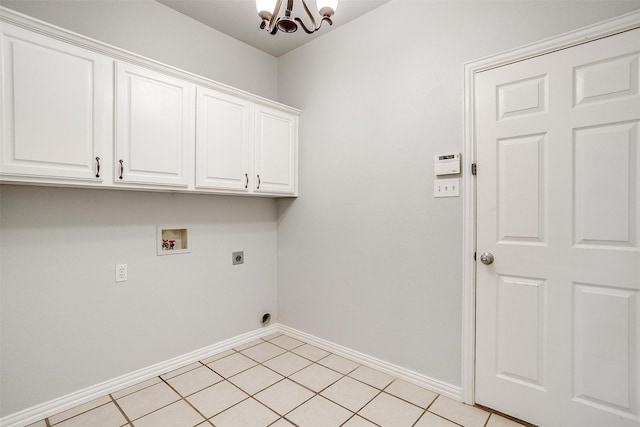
xmin=434 ymin=152 xmax=461 ymax=176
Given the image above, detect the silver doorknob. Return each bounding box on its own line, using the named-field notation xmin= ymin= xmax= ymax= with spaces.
xmin=480 ymin=252 xmax=494 ymax=265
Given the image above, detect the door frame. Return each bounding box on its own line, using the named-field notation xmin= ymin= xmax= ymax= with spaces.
xmin=461 ymin=9 xmax=640 ymax=405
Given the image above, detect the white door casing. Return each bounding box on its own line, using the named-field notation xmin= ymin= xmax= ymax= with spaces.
xmin=472 ymin=23 xmax=639 ymax=427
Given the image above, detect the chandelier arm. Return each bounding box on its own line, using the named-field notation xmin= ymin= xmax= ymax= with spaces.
xmin=267 ymin=0 xmax=284 ymax=33
xmin=285 ymin=0 xmax=294 ymax=17
xmin=300 ymin=0 xmax=318 ymax=29
xmin=294 ymin=16 xmax=333 ymax=34
xmin=294 ymin=17 xmax=315 ymax=34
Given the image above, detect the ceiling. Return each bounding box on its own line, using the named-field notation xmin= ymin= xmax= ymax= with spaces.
xmin=157 ymin=0 xmax=390 ymax=57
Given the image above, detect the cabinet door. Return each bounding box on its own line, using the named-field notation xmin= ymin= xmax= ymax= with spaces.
xmin=195 ymin=87 xmax=251 ymax=191
xmin=254 ymin=105 xmax=297 ymax=195
xmin=0 ymin=23 xmax=111 ymax=182
xmin=115 ymin=62 xmax=194 ymax=187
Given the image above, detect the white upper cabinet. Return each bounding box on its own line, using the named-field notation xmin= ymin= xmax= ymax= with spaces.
xmin=196 ymin=87 xmax=298 ymax=196
xmin=0 ymin=9 xmax=299 ymax=196
xmin=115 ymin=62 xmax=194 ymax=187
xmin=0 ymin=22 xmax=112 ymax=183
xmin=195 ymin=87 xmax=251 ymax=192
xmin=254 ymin=105 xmax=298 ymax=195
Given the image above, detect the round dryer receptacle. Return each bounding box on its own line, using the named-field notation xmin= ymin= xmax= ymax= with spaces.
xmin=260 ymin=312 xmax=271 ymax=326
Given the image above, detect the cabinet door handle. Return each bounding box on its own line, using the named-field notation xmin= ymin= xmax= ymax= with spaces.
xmin=118 ymin=160 xmax=124 ymax=180
xmin=257 ymin=174 xmax=261 ymax=189
xmin=245 ymin=173 xmax=249 ymax=189
xmin=95 ymin=157 xmax=101 ymax=178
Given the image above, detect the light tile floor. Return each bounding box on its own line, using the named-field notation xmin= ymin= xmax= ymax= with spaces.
xmin=27 ymin=333 xmax=532 ymax=427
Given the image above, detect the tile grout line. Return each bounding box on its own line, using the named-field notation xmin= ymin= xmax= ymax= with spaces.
xmin=424 ymin=395 xmax=467 ymax=427
xmin=159 ymin=376 xmax=213 ymax=426
xmin=109 ymin=393 xmax=133 ymax=426
xmin=43 ymin=398 xmax=118 ymax=427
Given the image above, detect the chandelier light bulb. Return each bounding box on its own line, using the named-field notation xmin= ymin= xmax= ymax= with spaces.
xmin=256 ymin=0 xmax=277 ymax=14
xmin=316 ymin=0 xmax=338 ymax=16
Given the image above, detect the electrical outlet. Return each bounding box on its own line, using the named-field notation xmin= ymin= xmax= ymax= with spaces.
xmin=232 ymin=251 xmax=244 ymax=265
xmin=115 ymin=264 xmax=127 ymax=282
xmin=434 ymin=178 xmax=460 ymax=198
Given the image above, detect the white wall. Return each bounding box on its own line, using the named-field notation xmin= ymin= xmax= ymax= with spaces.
xmin=0 ymin=0 xmax=278 ymax=99
xmin=0 ymin=1 xmax=280 ymax=417
xmin=276 ymin=0 xmax=640 ymax=388
xmin=0 ymin=186 xmax=278 ymax=416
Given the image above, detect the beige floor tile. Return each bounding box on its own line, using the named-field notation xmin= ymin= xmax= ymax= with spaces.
xmin=166 ymin=366 xmax=223 ymax=396
xmin=292 ymin=344 xmax=330 ymax=361
xmin=210 ymin=398 xmax=279 ymax=427
xmin=262 ymin=332 xmax=283 ymax=341
xmin=228 ymin=365 xmax=283 ymax=395
xmin=358 ymin=392 xmax=423 ymax=427
xmin=186 ymin=381 xmax=248 ymax=418
xmin=289 ymin=363 xmax=343 ymax=392
xmin=132 ymin=400 xmax=205 ymax=427
xmin=384 ymin=379 xmax=438 ymax=408
xmin=234 ymin=339 xmax=264 ymax=351
xmin=286 ymin=396 xmax=352 ymax=427
xmin=269 ymin=419 xmax=295 ymax=426
xmin=25 ymin=421 xmax=47 ymax=427
xmin=111 ymin=377 xmax=162 ymax=399
xmin=487 ymin=413 xmax=529 ymax=426
xmin=49 ymin=395 xmax=111 ymax=425
xmin=116 ymin=382 xmax=180 ymax=421
xmin=200 ymin=349 xmax=235 ymax=365
xmin=428 ymin=396 xmax=490 ymax=427
xmin=254 ymin=379 xmax=314 ymax=415
xmin=263 ymin=352 xmax=312 ymax=377
xmin=269 ymin=335 xmax=305 ymax=350
xmin=342 ymin=415 xmax=378 ymax=427
xmin=206 ymin=353 xmax=257 ymax=378
xmin=348 ymin=366 xmax=394 ymax=389
xmin=317 ymin=354 xmax=359 ymax=375
xmin=54 ymin=402 xmax=127 ymax=427
xmin=241 ymin=342 xmax=286 ymax=363
xmin=320 ymin=377 xmax=379 ymax=412
xmin=161 ymin=362 xmax=202 ymax=380
xmin=414 ymin=412 xmax=459 ymax=427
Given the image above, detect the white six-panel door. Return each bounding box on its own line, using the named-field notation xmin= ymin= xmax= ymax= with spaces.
xmin=475 ymin=28 xmax=640 ymax=427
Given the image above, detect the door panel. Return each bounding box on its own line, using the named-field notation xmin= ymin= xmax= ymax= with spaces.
xmin=574 ymin=121 xmax=637 ymax=247
xmin=475 ymin=28 xmax=640 ymax=427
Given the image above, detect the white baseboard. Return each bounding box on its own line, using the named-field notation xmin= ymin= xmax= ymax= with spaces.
xmin=0 ymin=325 xmax=277 ymax=427
xmin=2 ymin=323 xmax=461 ymax=427
xmin=276 ymin=324 xmax=462 ymax=401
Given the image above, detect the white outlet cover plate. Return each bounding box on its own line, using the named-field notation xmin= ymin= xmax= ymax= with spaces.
xmin=434 ymin=178 xmax=460 ymax=198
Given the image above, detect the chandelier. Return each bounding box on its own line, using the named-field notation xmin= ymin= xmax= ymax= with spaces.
xmin=256 ymin=0 xmax=338 ymax=35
